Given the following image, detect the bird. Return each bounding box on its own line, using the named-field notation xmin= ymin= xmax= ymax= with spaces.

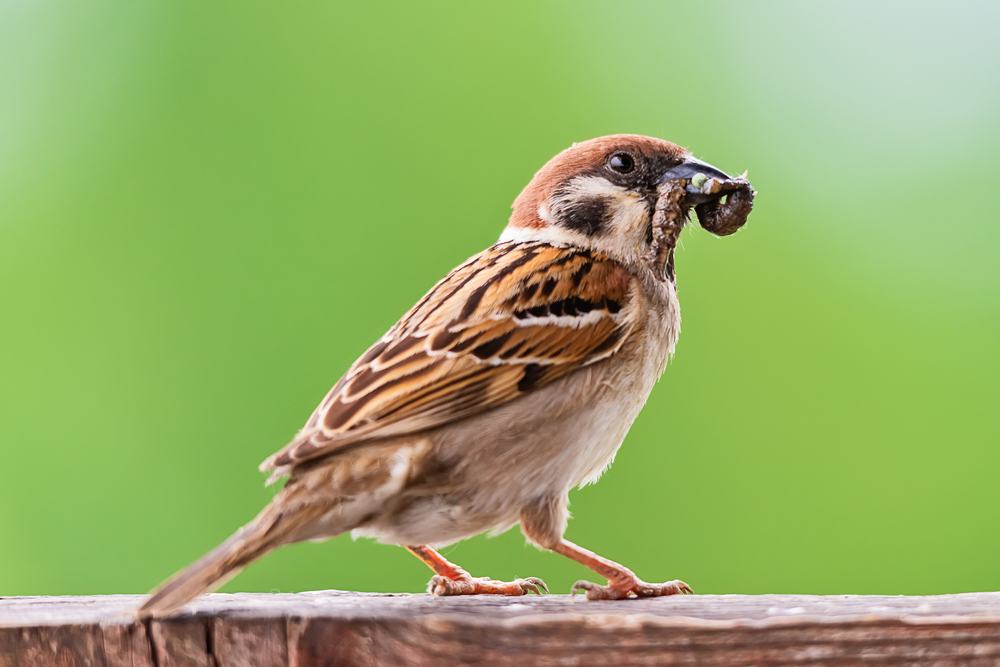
xmin=138 ymin=134 xmax=754 ymax=616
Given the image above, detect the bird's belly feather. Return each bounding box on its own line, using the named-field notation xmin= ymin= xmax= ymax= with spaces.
xmin=353 ymin=283 xmax=679 ymax=548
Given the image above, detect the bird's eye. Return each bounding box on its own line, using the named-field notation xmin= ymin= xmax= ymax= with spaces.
xmin=608 ymin=153 xmax=634 ymax=174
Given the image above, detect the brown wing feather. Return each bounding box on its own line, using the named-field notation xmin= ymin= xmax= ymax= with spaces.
xmin=261 ymin=241 xmax=637 ymax=475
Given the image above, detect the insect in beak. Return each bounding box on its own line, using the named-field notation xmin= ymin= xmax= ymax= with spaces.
xmin=647 ymin=157 xmax=756 ymax=280
xmin=658 ymin=156 xmax=756 ymax=237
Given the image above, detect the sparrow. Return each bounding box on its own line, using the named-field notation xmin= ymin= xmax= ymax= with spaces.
xmin=138 ymin=134 xmax=754 ymax=616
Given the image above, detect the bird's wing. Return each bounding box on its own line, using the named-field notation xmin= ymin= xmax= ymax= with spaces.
xmin=261 ymin=241 xmax=639 ymax=476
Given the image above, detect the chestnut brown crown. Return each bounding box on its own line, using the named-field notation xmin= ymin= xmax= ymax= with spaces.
xmin=508 ymin=135 xmax=691 ymax=233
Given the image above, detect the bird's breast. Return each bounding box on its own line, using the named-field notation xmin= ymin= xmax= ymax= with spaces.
xmin=359 ymin=279 xmax=681 ymax=547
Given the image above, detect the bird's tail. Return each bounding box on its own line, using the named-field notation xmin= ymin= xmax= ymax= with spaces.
xmin=137 ymin=502 xmax=322 ymax=618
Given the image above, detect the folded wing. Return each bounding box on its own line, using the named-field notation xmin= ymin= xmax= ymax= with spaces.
xmin=261 ymin=241 xmax=638 ymax=477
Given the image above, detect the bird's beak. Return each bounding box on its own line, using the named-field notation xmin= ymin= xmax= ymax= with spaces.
xmin=658 ymin=156 xmax=739 ymax=205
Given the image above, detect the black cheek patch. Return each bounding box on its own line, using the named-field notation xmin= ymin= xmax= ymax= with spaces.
xmin=561 ymin=195 xmax=612 ymax=236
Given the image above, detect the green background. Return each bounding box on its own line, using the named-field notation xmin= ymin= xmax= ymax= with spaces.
xmin=2 ymin=1 xmax=998 ymax=599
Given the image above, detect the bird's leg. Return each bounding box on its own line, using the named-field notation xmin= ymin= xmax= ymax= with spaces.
xmin=553 ymin=539 xmax=693 ymax=601
xmin=405 ymin=545 xmax=547 ymax=596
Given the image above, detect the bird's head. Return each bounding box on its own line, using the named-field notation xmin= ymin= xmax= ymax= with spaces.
xmin=501 ymin=134 xmax=750 ymax=272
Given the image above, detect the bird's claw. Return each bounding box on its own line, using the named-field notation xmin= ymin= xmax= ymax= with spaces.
xmin=571 ymin=578 xmax=693 ymax=601
xmin=521 ymin=576 xmax=549 ymax=594
xmin=428 ymin=573 xmax=548 ymax=596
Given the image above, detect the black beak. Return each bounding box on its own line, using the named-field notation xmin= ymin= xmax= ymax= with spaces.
xmin=658 ymin=156 xmax=739 ymax=204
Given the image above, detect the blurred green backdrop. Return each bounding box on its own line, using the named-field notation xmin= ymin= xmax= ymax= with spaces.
xmin=1 ymin=1 xmax=998 ymax=599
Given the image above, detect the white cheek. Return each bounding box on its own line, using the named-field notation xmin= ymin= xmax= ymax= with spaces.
xmin=499 ymin=175 xmax=653 ymax=267
xmin=596 ymin=199 xmax=652 ymax=266
xmin=556 ymin=176 xmax=651 ymax=237
xmin=558 ymin=175 xmax=622 ymax=202
xmin=611 ymin=195 xmax=653 ymax=238
xmin=537 ymin=202 xmax=554 ymax=225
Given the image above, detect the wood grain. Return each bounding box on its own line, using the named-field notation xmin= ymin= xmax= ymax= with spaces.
xmin=2 ymin=591 xmax=1000 ymax=666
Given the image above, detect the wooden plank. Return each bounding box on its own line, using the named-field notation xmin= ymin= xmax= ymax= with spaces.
xmin=1 ymin=591 xmax=999 ymax=666
xmin=101 ymin=621 xmax=155 ymax=667
xmin=213 ymin=617 xmax=287 ymax=667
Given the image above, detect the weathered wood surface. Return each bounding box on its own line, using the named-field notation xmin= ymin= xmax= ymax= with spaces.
xmin=2 ymin=591 xmax=1000 ymax=666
